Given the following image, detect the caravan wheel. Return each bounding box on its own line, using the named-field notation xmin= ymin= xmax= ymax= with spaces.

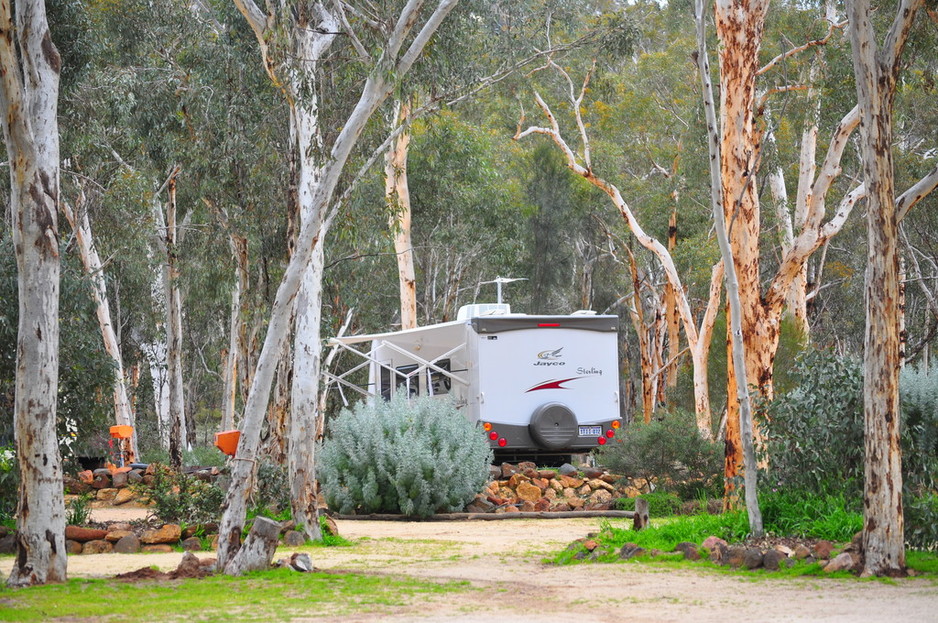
xmin=528 ymin=402 xmax=577 ymax=450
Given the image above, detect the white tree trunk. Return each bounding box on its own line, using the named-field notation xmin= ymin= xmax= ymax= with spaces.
xmin=847 ymin=0 xmax=924 ymax=577
xmin=1 ymin=0 xmax=68 ymax=587
xmin=385 ymin=98 xmax=418 ymax=330
xmin=62 ymin=199 xmax=137 ymax=461
xmin=161 ymin=174 xmax=187 ymax=468
xmin=221 ymin=233 xmax=248 ymax=432
xmin=220 ymin=0 xmax=460 ymax=573
xmin=139 ymin=337 xmax=170 ymax=449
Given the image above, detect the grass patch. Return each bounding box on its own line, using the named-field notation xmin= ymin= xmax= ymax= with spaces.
xmin=0 ymin=567 xmax=470 ymax=622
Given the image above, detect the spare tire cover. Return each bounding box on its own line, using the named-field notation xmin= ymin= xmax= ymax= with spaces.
xmin=529 ymin=402 xmax=577 ymax=449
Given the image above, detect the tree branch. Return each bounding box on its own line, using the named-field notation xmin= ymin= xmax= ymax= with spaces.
xmin=757 ymin=19 xmax=846 ymax=76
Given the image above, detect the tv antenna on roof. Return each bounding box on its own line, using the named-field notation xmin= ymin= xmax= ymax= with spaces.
xmin=479 ymin=276 xmax=527 ymax=304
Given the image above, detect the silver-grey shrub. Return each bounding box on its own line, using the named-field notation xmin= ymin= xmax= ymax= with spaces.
xmin=317 ymin=394 xmax=493 ymax=517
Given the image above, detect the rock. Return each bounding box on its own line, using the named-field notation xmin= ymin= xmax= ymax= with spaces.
xmin=550 ymin=502 xmax=571 ymax=512
xmin=763 ymin=549 xmax=786 ymax=571
xmin=562 ymin=487 xmax=578 ymax=500
xmin=532 ymin=478 xmax=549 ymax=491
xmin=824 ymin=552 xmax=858 ymax=573
xmin=544 ymin=488 xmax=558 ymax=501
xmin=127 ymin=470 xmax=144 ymax=484
xmin=702 ymin=536 xmax=729 ymax=550
xmin=619 ymin=543 xmax=645 ymax=560
xmin=64 ymin=476 xmax=91 ymax=495
xmin=588 ymin=478 xmax=615 ymax=492
xmin=109 ymin=522 xmax=134 ymax=532
xmin=96 ymin=487 xmax=118 ymax=501
xmin=500 ymin=463 xmax=519 ymax=478
xmin=743 ymin=548 xmax=764 ymax=569
xmin=589 ymin=489 xmax=613 ymax=505
xmin=567 ymin=497 xmax=585 ymax=509
xmin=520 ymin=500 xmax=536 ymax=512
xmin=558 ymin=463 xmax=578 ymax=477
xmin=508 ymin=473 xmax=529 ymax=488
xmin=813 ymin=540 xmax=835 ymax=559
xmin=142 ymin=544 xmax=174 ymax=553
xmin=582 ymin=539 xmax=599 ymax=551
xmin=498 ymin=487 xmax=515 ymax=501
xmin=65 ymin=526 xmax=108 ymax=543
xmin=113 ymin=488 xmax=136 ymax=505
xmin=283 ymin=530 xmax=306 ymax=547
xmin=599 ymin=473 xmax=618 ymax=484
xmin=174 ymin=551 xmax=204 ymax=575
xmin=792 ymin=544 xmax=812 ymax=559
xmin=182 ymin=525 xmax=200 ymax=539
xmin=488 ymin=465 xmax=502 ymax=481
xmin=466 ymin=497 xmax=496 ymax=513
xmin=549 ymin=479 xmax=564 ymax=492
xmin=92 ymin=473 xmax=111 ymax=489
xmin=577 ymin=484 xmax=593 ymax=496
xmin=844 ymin=531 xmax=863 ymax=553
xmin=111 ymin=471 xmax=129 ymax=489
xmin=288 ymin=552 xmax=314 ymax=572
xmin=725 ymin=546 xmax=747 ymax=567
xmin=674 ymin=542 xmax=700 ymax=561
xmin=517 ymin=461 xmax=537 ymax=472
xmin=106 ymin=529 xmax=135 ymax=543
xmin=582 ymin=467 xmax=603 ymax=479
xmin=93 ymin=467 xmax=112 ymax=477
xmin=182 ymin=537 xmax=203 ymax=551
xmin=141 ymin=524 xmax=182 ymax=545
xmin=114 ymin=534 xmax=141 ymax=553
xmin=145 ymin=463 xmax=158 ymax=475
xmin=82 ymin=539 xmax=113 ymax=554
xmin=522 ymin=468 xmax=539 ymax=479
xmin=65 ymin=539 xmax=83 ymax=554
xmin=560 ymin=475 xmax=585 ymax=489
xmin=142 ymin=475 xmax=155 ymax=486
xmin=516 ymin=481 xmax=542 ymax=502
xmin=320 ymin=516 xmax=339 ymax=537
xmin=708 ymin=543 xmax=727 ymax=564
xmin=773 ymin=544 xmax=793 ymax=557
xmin=77 ymin=470 xmax=94 ymax=484
xmin=534 ymin=498 xmax=551 ymax=512
xmin=538 ymin=470 xmax=556 ymax=480
xmin=504 ymin=505 xmax=520 ymax=513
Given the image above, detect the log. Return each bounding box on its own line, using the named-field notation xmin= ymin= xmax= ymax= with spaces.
xmin=333 ymin=510 xmax=635 ymax=521
xmin=223 ymin=516 xmax=281 ymax=576
xmin=633 ymin=498 xmax=650 ymax=531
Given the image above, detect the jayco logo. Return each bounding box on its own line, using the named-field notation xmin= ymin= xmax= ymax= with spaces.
xmin=534 ymin=347 xmax=565 ymax=366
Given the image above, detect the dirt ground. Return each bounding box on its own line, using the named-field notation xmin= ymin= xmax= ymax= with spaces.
xmin=2 ymin=508 xmax=936 ymax=622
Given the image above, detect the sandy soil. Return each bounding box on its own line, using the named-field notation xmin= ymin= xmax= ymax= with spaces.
xmin=2 ymin=510 xmax=936 ymax=622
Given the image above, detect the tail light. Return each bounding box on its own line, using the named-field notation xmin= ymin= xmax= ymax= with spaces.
xmin=498 ymin=437 xmax=507 ymax=447
xmin=611 ymin=420 xmax=621 ymax=429
xmin=606 ymin=429 xmax=615 ymax=438
xmin=597 ymin=437 xmax=607 ymax=445
xmin=489 ymin=431 xmax=498 ymax=440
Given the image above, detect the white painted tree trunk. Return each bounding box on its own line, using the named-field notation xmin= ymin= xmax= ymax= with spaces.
xmin=1 ymin=0 xmax=68 ymax=587
xmin=62 ymin=200 xmax=138 ymax=461
xmin=385 ymin=98 xmax=418 ymax=330
xmin=221 ymin=0 xmax=461 ymax=574
xmin=139 ymin=336 xmax=170 ymax=449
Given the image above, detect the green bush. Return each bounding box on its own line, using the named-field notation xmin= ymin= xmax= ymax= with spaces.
xmin=595 ymin=409 xmax=722 ymax=499
xmin=143 ymin=464 xmax=225 ymax=524
xmin=905 ymin=493 xmax=938 ymax=551
xmin=248 ymin=459 xmax=291 ymax=521
xmin=317 ymin=395 xmax=492 ymax=517
xmin=760 ymin=350 xmax=865 ymax=496
xmin=0 ymin=446 xmax=17 ymax=525
xmin=759 ymin=490 xmax=862 ymax=542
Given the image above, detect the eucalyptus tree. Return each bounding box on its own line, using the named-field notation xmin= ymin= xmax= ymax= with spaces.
xmin=0 ymin=0 xmax=68 ymax=587
xmin=219 ymin=0 xmax=461 ymax=572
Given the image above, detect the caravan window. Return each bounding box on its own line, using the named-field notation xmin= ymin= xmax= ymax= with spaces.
xmin=395 ymin=364 xmax=419 ymax=397
xmin=429 ymin=359 xmax=451 ymax=395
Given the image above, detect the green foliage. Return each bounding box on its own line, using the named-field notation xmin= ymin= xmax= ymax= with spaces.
xmin=65 ymin=492 xmax=95 ymax=526
xmin=763 ymin=352 xmax=938 ymax=550
xmin=248 ymin=460 xmax=291 ymax=521
xmin=760 ymin=350 xmax=865 ymax=497
xmin=0 ymin=446 xmax=17 ymax=524
xmin=318 ymin=395 xmax=492 ymax=517
xmin=595 ymin=409 xmax=722 ymax=499
xmin=142 ymin=464 xmax=225 ymax=524
xmin=758 ymin=491 xmax=863 ymax=542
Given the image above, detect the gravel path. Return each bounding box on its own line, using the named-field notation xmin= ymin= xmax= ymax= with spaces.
xmin=2 ymin=511 xmax=936 ymax=622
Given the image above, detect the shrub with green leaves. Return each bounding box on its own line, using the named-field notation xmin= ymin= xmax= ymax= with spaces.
xmin=318 ymin=395 xmax=492 ymax=517
xmin=143 ymin=464 xmax=225 ymax=524
xmin=595 ymin=408 xmax=722 ymax=499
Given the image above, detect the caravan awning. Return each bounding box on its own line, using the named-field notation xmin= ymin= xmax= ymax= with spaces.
xmin=330 ymin=320 xmax=468 ymax=348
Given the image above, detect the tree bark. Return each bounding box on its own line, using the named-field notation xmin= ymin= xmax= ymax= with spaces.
xmin=846 ymin=0 xmax=925 ymax=577
xmin=386 ymin=98 xmax=418 ymax=330
xmin=1 ymin=0 xmax=68 ymax=587
xmin=161 ymin=172 xmax=187 ymax=468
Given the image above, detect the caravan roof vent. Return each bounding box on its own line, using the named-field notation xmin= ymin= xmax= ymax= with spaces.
xmin=457 ymin=303 xmax=511 ymax=320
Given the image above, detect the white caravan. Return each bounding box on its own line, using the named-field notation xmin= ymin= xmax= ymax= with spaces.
xmin=326 ymin=304 xmax=622 ymax=456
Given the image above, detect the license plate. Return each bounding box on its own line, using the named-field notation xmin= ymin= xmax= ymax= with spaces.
xmin=579 ymin=425 xmax=602 ymax=436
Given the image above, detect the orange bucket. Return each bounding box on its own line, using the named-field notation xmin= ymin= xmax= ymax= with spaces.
xmin=214 ymin=430 xmax=241 ymax=456
xmin=109 ymin=425 xmax=134 ymax=439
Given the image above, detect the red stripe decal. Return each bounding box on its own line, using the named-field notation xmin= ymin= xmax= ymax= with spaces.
xmin=526 ymin=377 xmax=582 ymax=392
